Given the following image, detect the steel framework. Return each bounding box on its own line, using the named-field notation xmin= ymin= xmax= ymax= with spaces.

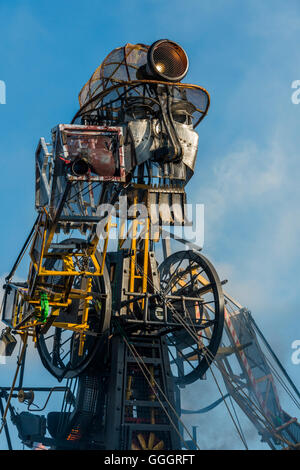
xmin=0 ymin=39 xmax=299 ymax=451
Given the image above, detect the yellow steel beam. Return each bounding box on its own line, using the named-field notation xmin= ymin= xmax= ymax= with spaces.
xmin=129 ymin=193 xmax=138 ymax=294
xmin=51 ymin=322 xmax=89 ymax=332
xmin=142 ymin=218 xmax=150 ymax=294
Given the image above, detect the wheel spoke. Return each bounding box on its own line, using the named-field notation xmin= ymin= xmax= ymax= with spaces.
xmin=158 ymin=250 xmax=224 ymax=385
xmin=36 ymin=238 xmax=111 ymax=380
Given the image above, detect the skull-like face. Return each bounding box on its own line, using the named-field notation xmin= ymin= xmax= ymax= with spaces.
xmin=72 ymin=40 xmax=210 ymax=186
xmin=124 ymin=85 xmax=199 ymax=184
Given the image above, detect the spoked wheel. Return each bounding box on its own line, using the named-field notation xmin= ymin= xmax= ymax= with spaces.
xmin=36 ymin=239 xmax=111 ymax=380
xmin=158 ymin=250 xmax=224 ymax=385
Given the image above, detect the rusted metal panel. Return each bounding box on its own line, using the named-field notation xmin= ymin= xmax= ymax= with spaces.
xmin=52 ymin=124 xmax=126 ymax=182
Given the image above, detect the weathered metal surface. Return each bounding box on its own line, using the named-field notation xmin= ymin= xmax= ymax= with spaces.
xmin=53 ymin=124 xmax=126 ymax=181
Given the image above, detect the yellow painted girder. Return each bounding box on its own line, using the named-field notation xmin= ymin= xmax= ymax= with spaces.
xmin=52 ymin=322 xmax=89 ymax=332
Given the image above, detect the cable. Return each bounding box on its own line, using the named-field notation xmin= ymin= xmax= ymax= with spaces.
xmin=146 ymin=267 xmax=289 ymax=449
xmin=207 ymin=356 xmax=249 ymax=449
xmin=250 ymin=314 xmax=300 ymax=403
xmin=124 ymin=338 xmax=195 ymax=450
xmin=5 ymin=215 xmax=38 ymax=282
xmin=228 ymin=392 xmax=248 ymax=447
xmin=202 ymin=346 xmax=295 ymax=448
xmin=163 ymin=305 xmax=249 ymax=448
xmin=264 ymin=356 xmax=300 ymax=410
xmin=131 ymin=255 xmax=296 ymax=448
xmin=113 ymin=319 xmax=200 ymax=450
xmin=181 ymin=395 xmax=230 ymax=414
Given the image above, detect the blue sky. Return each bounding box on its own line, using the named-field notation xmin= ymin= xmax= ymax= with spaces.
xmin=0 ymin=0 xmax=300 ymax=450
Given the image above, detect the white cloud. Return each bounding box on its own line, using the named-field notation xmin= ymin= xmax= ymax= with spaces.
xmin=196 ymin=130 xmax=300 ymax=313
xmin=201 ymin=139 xmax=286 ymax=232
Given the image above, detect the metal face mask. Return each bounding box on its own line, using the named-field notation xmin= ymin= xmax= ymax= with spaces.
xmin=125 ymin=84 xmax=200 ymax=182
xmin=72 ymin=40 xmax=210 ymax=186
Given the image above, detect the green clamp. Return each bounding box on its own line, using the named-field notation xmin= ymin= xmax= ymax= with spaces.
xmin=39 ymin=293 xmax=49 ymax=323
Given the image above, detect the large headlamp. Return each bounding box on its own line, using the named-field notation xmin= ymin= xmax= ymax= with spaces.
xmin=142 ymin=39 xmax=189 ymax=82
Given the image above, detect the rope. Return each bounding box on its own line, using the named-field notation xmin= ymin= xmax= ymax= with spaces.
xmin=131 ymin=256 xmax=295 ymax=448
xmin=201 ymin=343 xmax=295 ymax=448
xmin=173 ymin=308 xmax=292 ymax=447
xmin=208 ymin=357 xmax=249 ymax=449
xmin=113 ymin=319 xmax=200 ymax=450
xmin=264 ymin=355 xmax=300 ymax=410
xmin=228 ymin=393 xmax=248 ymax=447
xmin=132 ymin=253 xmax=248 ymax=448
xmin=167 ymin=307 xmax=249 ymax=449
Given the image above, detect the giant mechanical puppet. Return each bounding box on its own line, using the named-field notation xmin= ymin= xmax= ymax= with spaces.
xmin=1 ymin=39 xmax=228 ymax=450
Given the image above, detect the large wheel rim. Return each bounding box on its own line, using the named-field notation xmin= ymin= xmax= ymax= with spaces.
xmin=36 ymin=238 xmax=111 ymax=380
xmin=159 ymin=250 xmax=224 ymax=385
